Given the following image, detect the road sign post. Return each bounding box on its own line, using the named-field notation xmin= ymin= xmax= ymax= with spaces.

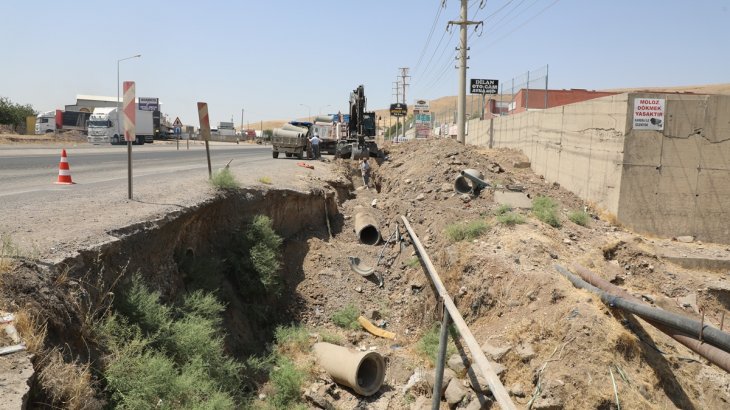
xmin=123 ymin=81 xmax=136 ymax=199
xmin=173 ymin=117 xmax=183 ymax=151
xmin=197 ymin=103 xmax=212 ymax=178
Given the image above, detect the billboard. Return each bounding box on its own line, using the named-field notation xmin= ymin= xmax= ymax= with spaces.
xmin=470 ymin=79 xmax=499 ymax=94
xmin=390 ymin=103 xmax=407 ymax=117
xmin=139 ymin=97 xmax=159 ymax=111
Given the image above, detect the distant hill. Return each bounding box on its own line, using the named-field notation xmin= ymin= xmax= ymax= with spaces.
xmin=602 ymin=82 xmax=730 ymax=95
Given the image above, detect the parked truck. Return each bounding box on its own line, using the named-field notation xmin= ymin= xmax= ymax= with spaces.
xmin=271 ymin=121 xmax=311 ymax=159
xmin=86 ymin=107 xmax=153 ymax=145
xmin=35 ymin=110 xmax=90 ymax=134
xmin=310 ymin=115 xmax=340 ymax=155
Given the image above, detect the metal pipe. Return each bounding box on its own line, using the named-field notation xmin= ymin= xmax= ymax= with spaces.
xmin=432 ymin=306 xmax=451 ymax=410
xmin=401 ymin=216 xmax=516 ymax=410
xmin=354 ymin=212 xmax=381 ymax=245
xmin=570 ymin=264 xmax=730 ymax=372
xmin=312 ymin=342 xmax=385 ymax=396
xmin=554 ymin=265 xmax=730 ymax=354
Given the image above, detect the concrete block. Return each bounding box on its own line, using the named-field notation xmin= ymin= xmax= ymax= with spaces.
xmin=699 ymin=138 xmax=730 ymax=170
xmin=664 ymin=96 xmax=707 ymax=139
xmin=695 ymin=169 xmax=730 ymax=243
xmin=617 ymin=165 xmax=660 ymax=234
xmin=660 ymin=135 xmax=702 ymax=169
xmin=624 ymin=131 xmax=662 ymax=166
xmin=705 ymin=95 xmax=730 ymax=143
xmin=494 ymin=191 xmax=532 ymax=209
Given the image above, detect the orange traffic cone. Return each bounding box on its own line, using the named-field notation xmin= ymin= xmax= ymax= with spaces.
xmin=54 ymin=149 xmax=75 ymax=185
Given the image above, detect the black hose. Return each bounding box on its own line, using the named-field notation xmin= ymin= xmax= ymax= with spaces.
xmin=554 ymin=264 xmax=730 ymax=354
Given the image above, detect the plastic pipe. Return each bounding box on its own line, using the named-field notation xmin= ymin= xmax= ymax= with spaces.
xmin=554 ymin=265 xmax=730 ymax=354
xmin=312 ymin=342 xmax=385 ymax=396
xmin=570 ymin=264 xmax=730 ymax=373
xmin=354 ymin=212 xmax=380 ymax=245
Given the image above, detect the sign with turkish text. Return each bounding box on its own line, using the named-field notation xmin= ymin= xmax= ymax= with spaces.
xmin=413 ymin=99 xmax=429 ymax=111
xmin=138 ymin=97 xmax=159 ymax=111
xmin=633 ymin=98 xmax=665 ymax=130
xmin=470 ymin=79 xmax=499 ymax=94
xmin=390 ymin=103 xmax=407 ymax=117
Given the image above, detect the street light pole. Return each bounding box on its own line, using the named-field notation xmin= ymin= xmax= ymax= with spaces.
xmin=299 ymin=103 xmax=311 ymax=120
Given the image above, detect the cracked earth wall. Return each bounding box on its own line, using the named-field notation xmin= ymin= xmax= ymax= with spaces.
xmin=467 ymin=93 xmax=730 ymax=244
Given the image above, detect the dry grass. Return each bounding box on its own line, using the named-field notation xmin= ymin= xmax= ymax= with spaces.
xmin=0 ymin=232 xmax=19 ymax=274
xmin=37 ymin=348 xmax=103 ymax=410
xmin=614 ymin=331 xmax=640 ymax=360
xmin=13 ymin=309 xmax=47 ymax=354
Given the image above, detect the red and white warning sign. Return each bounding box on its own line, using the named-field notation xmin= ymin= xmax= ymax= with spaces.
xmin=123 ymin=81 xmax=136 ymax=142
xmin=197 ymin=102 xmax=211 ymax=141
xmin=633 ymin=98 xmax=665 ymax=131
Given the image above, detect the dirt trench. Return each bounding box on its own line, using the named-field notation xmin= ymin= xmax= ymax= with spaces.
xmin=1 ymin=182 xmax=351 ymax=407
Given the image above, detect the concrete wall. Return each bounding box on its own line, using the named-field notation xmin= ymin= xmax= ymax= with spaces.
xmin=467 ymin=93 xmax=629 ymax=215
xmin=466 ymin=93 xmax=730 ymax=244
xmin=618 ymin=93 xmax=730 ymax=243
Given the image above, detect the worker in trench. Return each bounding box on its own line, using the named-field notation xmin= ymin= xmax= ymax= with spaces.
xmin=360 ymin=157 xmax=371 ymax=189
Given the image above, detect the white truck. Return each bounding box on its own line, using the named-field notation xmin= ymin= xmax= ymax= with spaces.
xmin=35 ymin=111 xmax=57 ymax=134
xmin=87 ymin=107 xmax=153 ymax=145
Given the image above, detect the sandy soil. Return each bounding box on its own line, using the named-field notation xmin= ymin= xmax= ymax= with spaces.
xmin=1 ymin=133 xmax=729 ymax=408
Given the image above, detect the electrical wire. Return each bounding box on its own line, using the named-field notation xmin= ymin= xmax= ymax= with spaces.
xmin=413 ymin=1 xmax=446 ymax=76
xmin=476 ymin=0 xmax=561 ymax=52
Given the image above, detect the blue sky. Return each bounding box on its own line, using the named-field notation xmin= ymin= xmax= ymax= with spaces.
xmin=1 ymin=0 xmax=728 ymax=127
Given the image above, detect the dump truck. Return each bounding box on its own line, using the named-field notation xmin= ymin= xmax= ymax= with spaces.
xmin=271 ymin=120 xmax=311 ymax=159
xmin=335 ymin=85 xmax=379 ymax=159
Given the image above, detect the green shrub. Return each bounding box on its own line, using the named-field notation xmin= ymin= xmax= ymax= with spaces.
xmin=416 ymin=323 xmax=457 ymax=365
xmin=320 ymin=330 xmax=344 ymax=345
xmin=494 ymin=204 xmax=512 ymax=215
xmin=210 ymin=167 xmax=239 ymax=189
xmin=568 ymin=210 xmax=590 ymax=227
xmin=331 ymin=304 xmax=360 ymax=330
xmin=246 ymin=215 xmax=283 ymax=292
xmin=100 ymin=277 xmax=243 ymax=407
xmin=496 ymin=212 xmax=526 ymax=226
xmin=270 ymin=356 xmax=305 ymax=408
xmin=532 ymin=196 xmax=561 ymax=228
xmin=444 ymin=220 xmax=490 ymax=242
xmin=274 ymin=325 xmax=310 ymax=354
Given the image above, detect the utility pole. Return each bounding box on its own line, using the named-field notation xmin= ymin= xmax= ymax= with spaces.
xmin=392 ymin=80 xmax=401 ymax=139
xmin=448 ymin=0 xmax=481 ymax=144
xmin=399 ymin=67 xmax=410 ymax=138
xmin=241 ymin=108 xmax=244 ymax=134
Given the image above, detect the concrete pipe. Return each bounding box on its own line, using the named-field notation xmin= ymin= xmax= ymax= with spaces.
xmin=282 ymin=123 xmax=308 ymax=133
xmin=454 ymin=168 xmax=484 ymax=194
xmin=354 ymin=212 xmax=381 ymax=245
xmin=313 ymin=342 xmax=385 ymax=396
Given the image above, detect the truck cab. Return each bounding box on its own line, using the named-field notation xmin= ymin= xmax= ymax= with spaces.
xmin=35 ymin=111 xmax=57 ymax=134
xmin=87 ymin=107 xmax=146 ymax=145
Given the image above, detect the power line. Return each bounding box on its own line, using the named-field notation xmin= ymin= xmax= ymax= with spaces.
xmin=475 ymin=0 xmax=561 ymax=52
xmin=413 ymin=1 xmax=446 ymax=76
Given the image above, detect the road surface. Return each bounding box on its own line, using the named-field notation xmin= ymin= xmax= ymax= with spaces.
xmin=0 ymin=141 xmax=335 ymax=261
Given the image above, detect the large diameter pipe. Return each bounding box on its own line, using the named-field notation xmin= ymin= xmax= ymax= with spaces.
xmin=554 ymin=265 xmax=730 ymax=354
xmin=272 ymin=128 xmax=304 ymax=139
xmin=571 ymin=264 xmax=730 ymax=373
xmin=454 ymin=169 xmax=484 ymax=194
xmin=282 ymin=123 xmax=308 ymax=133
xmin=400 ymin=216 xmax=516 ymax=410
xmin=312 ymin=342 xmax=385 ymax=396
xmin=354 ymin=212 xmax=381 ymax=245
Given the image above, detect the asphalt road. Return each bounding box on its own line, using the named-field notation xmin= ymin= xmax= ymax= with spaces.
xmin=0 ymin=141 xmax=271 ymax=199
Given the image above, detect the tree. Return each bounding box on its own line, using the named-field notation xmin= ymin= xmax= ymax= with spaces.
xmin=0 ymin=96 xmax=37 ymax=129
